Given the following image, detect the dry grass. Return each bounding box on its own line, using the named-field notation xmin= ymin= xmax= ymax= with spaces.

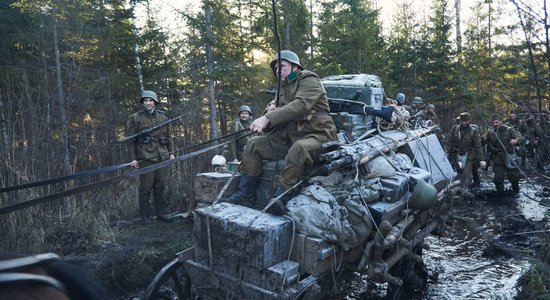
xmin=0 ymin=152 xmax=211 ymax=254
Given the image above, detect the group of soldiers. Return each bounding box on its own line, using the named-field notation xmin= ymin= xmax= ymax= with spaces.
xmin=444 ymin=111 xmax=550 ymax=196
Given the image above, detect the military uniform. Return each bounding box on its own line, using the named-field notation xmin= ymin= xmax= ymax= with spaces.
xmin=127 ymin=108 xmax=174 ymax=222
xmin=485 ymin=123 xmax=523 ymax=193
xmin=415 ymin=110 xmax=439 ymax=125
xmin=240 ymin=70 xmax=337 ymax=189
xmin=228 ymin=118 xmax=252 ymax=161
xmin=445 ymin=122 xmax=483 ymax=187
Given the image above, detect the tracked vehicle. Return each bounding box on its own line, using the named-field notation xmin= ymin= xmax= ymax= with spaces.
xmin=144 ymin=74 xmax=460 ymax=299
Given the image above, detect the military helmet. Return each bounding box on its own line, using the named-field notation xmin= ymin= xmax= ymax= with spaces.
xmin=396 ymin=93 xmax=406 ymax=104
xmin=140 ymin=90 xmax=159 ymax=104
xmin=427 ymin=104 xmax=435 ymax=109
xmin=412 ymin=96 xmax=423 ymax=104
xmin=270 ymin=50 xmax=303 ymax=76
xmin=239 ymin=105 xmax=252 ymax=114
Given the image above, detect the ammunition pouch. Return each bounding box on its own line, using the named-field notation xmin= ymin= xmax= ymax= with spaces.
xmin=137 ymin=135 xmax=152 ymax=144
xmin=158 ymin=136 xmax=169 ymax=145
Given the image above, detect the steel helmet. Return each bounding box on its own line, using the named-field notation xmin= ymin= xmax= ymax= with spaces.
xmin=412 ymin=96 xmax=422 ymax=104
xmin=396 ymin=93 xmax=406 ymax=104
xmin=140 ymin=90 xmax=159 ymax=104
xmin=270 ymin=50 xmax=303 ymax=76
xmin=427 ymin=104 xmax=435 ymax=109
xmin=239 ymin=105 xmax=252 ymax=114
xmin=211 ymin=155 xmax=226 ymax=166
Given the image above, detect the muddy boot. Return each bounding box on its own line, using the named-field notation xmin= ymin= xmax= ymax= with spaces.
xmin=154 ymin=189 xmax=177 ymax=223
xmin=139 ymin=193 xmax=152 ymax=225
xmin=494 ymin=182 xmax=505 ymax=196
xmin=220 ymin=175 xmax=257 ymax=207
xmin=265 ymin=185 xmax=289 ymax=216
xmin=472 ymin=167 xmax=480 ymax=187
xmin=511 ymin=181 xmax=520 ymax=195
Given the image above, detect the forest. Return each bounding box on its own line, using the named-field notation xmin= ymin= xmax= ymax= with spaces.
xmin=0 ymin=0 xmax=546 ymax=257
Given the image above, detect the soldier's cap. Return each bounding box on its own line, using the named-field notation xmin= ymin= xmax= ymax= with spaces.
xmin=491 ymin=114 xmax=502 ymax=121
xmin=459 ymin=112 xmax=471 ymax=121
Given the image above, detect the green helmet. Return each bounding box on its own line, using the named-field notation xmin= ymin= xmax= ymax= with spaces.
xmin=427 ymin=104 xmax=435 ymax=109
xmin=140 ymin=90 xmax=159 ymax=104
xmin=239 ymin=105 xmax=252 ymax=114
xmin=412 ymin=96 xmax=422 ymax=104
xmin=270 ymin=50 xmax=303 ymax=76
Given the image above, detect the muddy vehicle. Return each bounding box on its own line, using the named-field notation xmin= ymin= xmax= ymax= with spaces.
xmin=143 ymin=74 xmax=461 ymax=299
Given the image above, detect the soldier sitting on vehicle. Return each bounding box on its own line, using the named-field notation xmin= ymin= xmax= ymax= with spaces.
xmin=221 ymin=50 xmax=337 ymax=215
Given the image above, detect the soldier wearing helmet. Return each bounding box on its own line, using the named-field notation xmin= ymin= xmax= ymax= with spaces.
xmin=445 ymin=112 xmax=484 ymax=195
xmin=126 ymin=90 xmax=176 ymax=224
xmin=414 ymin=103 xmax=439 ymax=125
xmin=395 ymin=93 xmax=406 ymax=105
xmin=228 ymin=104 xmax=254 ymax=161
xmin=408 ymin=96 xmax=424 ymax=117
xmin=222 ymin=50 xmax=337 ymax=215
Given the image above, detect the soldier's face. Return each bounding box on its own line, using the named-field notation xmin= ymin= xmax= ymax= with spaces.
xmin=142 ymin=98 xmax=156 ymax=111
xmin=274 ymin=60 xmax=295 ymax=80
xmin=492 ymin=119 xmax=502 ymax=128
xmin=240 ymin=111 xmax=250 ymax=121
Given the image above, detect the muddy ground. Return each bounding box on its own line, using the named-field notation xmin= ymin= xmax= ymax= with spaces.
xmin=84 ymin=173 xmax=550 ymax=300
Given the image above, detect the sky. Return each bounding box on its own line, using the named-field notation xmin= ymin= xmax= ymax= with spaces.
xmin=134 ymin=0 xmax=516 ymax=40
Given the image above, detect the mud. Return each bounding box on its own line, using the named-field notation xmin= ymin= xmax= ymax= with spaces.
xmin=330 ymin=174 xmax=549 ymax=299
xmin=85 ymin=174 xmax=549 ymax=300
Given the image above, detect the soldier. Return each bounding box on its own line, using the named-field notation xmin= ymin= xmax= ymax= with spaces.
xmin=445 ymin=112 xmax=484 ymax=192
xmin=481 ymin=114 xmax=523 ymax=195
xmin=222 ymin=50 xmax=337 ymax=214
xmin=415 ymin=104 xmax=439 ymax=125
xmin=228 ymin=105 xmax=254 ymax=162
xmin=408 ymin=96 xmax=424 ymax=117
xmin=126 ymin=90 xmax=176 ymax=224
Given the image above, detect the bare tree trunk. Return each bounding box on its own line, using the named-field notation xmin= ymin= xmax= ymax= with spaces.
xmin=455 ymin=0 xmax=462 ymax=53
xmin=545 ymin=0 xmax=550 ymax=112
xmin=512 ymin=0 xmax=543 ymax=112
xmin=52 ymin=7 xmax=71 ymax=177
xmin=205 ymin=0 xmax=218 ymax=140
xmin=0 ymin=88 xmax=8 ymax=155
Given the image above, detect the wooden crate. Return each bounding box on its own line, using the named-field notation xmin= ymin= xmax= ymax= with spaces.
xmin=194 ymin=172 xmax=239 ymax=204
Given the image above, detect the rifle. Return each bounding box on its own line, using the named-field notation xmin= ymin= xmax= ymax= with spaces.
xmin=328 ymin=98 xmax=394 ymax=122
xmin=117 ymin=114 xmax=185 ymax=143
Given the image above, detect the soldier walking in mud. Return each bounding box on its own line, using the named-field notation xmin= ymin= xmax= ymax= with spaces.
xmin=481 ymin=115 xmax=523 ymax=195
xmin=228 ymin=105 xmax=254 ymax=162
xmin=445 ymin=112 xmax=484 ymax=194
xmin=126 ymin=90 xmax=177 ymax=224
xmin=221 ymin=50 xmax=337 ymax=214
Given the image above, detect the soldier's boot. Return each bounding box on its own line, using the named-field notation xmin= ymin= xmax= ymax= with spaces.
xmin=139 ymin=193 xmax=152 ymax=225
xmin=472 ymin=167 xmax=480 ymax=187
xmin=220 ymin=175 xmax=257 ymax=207
xmin=511 ymin=181 xmax=520 ymax=195
xmin=154 ymin=189 xmax=177 ymax=223
xmin=494 ymin=182 xmax=505 ymax=195
xmin=265 ymin=185 xmax=290 ymax=216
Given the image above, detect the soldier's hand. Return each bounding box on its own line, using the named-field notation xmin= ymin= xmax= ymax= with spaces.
xmin=130 ymin=160 xmax=139 ymax=169
xmin=169 ymin=154 xmax=175 ymax=160
xmin=510 ymin=138 xmax=518 ymax=145
xmin=251 ymin=116 xmax=270 ymax=133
